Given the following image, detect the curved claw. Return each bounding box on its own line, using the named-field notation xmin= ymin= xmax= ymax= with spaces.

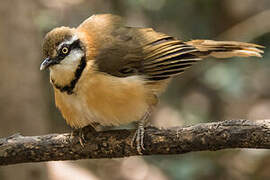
xmin=70 ymin=128 xmax=86 ymax=147
xmin=131 ymin=110 xmax=152 ymax=154
xmin=131 ymin=124 xmax=145 ymax=155
xmin=78 ymin=129 xmax=86 ymax=147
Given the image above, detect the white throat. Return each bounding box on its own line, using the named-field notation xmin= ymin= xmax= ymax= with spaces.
xmin=50 ymin=49 xmax=84 ymax=86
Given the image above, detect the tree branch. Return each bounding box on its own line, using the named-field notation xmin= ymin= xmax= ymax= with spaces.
xmin=1 ymin=119 xmax=270 ymax=166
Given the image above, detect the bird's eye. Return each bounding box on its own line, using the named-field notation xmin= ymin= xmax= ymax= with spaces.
xmin=61 ymin=47 xmax=69 ymax=54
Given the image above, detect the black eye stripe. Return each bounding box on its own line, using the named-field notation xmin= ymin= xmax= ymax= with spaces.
xmin=60 ymin=39 xmax=81 ymax=51
xmin=69 ymin=39 xmax=81 ymax=50
xmin=57 ymin=39 xmax=82 ymax=60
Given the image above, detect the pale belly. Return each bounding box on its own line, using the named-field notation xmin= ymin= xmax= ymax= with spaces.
xmin=54 ymin=74 xmax=156 ymax=128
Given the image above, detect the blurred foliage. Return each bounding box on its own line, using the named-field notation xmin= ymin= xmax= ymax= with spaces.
xmin=1 ymin=0 xmax=270 ymax=180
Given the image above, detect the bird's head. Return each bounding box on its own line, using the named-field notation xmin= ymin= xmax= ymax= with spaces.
xmin=40 ymin=27 xmax=85 ymax=71
xmin=40 ymin=26 xmax=89 ymax=89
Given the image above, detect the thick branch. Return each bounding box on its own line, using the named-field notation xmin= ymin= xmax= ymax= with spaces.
xmin=1 ymin=119 xmax=270 ymax=166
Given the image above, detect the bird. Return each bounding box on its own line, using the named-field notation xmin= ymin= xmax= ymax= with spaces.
xmin=40 ymin=14 xmax=264 ymax=154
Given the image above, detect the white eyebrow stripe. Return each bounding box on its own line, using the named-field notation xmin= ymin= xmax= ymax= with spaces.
xmin=57 ymin=35 xmax=79 ymax=51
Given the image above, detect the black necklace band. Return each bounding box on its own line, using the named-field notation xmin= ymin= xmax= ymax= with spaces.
xmin=52 ymin=56 xmax=86 ymax=95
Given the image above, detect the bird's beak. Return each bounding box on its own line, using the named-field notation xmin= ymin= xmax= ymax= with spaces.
xmin=40 ymin=57 xmax=54 ymax=71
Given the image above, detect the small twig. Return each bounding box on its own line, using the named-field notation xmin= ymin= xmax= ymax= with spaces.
xmin=1 ymin=119 xmax=270 ymax=166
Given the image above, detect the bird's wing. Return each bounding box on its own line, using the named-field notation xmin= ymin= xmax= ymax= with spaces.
xmin=93 ymin=25 xmax=201 ymax=81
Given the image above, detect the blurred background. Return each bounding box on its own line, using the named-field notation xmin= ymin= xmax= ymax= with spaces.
xmin=0 ymin=0 xmax=270 ymax=179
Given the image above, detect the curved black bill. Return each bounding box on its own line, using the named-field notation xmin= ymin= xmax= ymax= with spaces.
xmin=40 ymin=57 xmax=54 ymax=71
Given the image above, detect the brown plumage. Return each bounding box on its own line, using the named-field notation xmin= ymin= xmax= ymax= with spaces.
xmin=40 ymin=14 xmax=264 ymax=152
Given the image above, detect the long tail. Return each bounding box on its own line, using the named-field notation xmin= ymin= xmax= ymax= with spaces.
xmin=186 ymin=40 xmax=264 ymax=58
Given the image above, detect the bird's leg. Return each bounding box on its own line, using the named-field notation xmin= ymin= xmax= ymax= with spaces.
xmin=70 ymin=128 xmax=86 ymax=147
xmin=70 ymin=130 xmax=75 ymax=140
xmin=132 ymin=109 xmax=152 ymax=154
xmin=78 ymin=128 xmax=86 ymax=147
xmin=71 ymin=124 xmax=98 ymax=147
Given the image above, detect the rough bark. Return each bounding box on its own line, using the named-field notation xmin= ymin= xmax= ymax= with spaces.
xmin=1 ymin=119 xmax=270 ymax=166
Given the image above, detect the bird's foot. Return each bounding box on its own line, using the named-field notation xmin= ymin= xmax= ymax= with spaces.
xmin=131 ymin=109 xmax=152 ymax=154
xmin=78 ymin=128 xmax=86 ymax=147
xmin=132 ymin=122 xmax=145 ymax=155
xmin=70 ymin=128 xmax=86 ymax=147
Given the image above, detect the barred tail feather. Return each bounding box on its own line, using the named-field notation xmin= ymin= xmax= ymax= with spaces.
xmin=186 ymin=40 xmax=264 ymax=59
